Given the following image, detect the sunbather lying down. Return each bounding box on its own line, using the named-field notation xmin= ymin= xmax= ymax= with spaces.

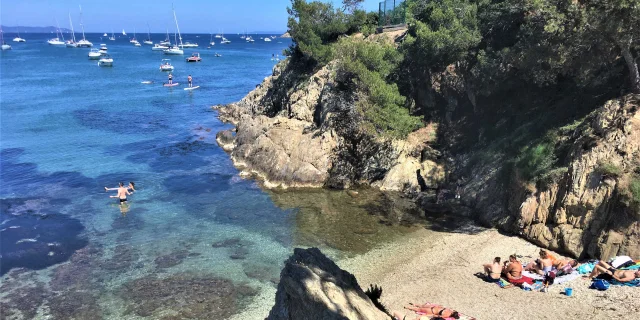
xmin=586 ymin=260 xmax=640 ymax=282
xmin=393 ymin=303 xmax=460 ymax=319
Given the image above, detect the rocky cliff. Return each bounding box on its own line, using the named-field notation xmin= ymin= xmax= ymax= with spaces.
xmin=461 ymin=95 xmax=640 ymax=259
xmin=214 ymin=56 xmax=639 ymax=259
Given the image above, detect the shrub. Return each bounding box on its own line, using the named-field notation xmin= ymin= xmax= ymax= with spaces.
xmin=596 ymin=161 xmax=623 ymax=177
xmin=630 ymin=177 xmax=640 ymax=204
xmin=515 ymin=135 xmax=558 ymax=183
xmin=335 ymin=37 xmax=422 ymax=138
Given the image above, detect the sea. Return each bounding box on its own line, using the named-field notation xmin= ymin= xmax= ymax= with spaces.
xmin=0 ymin=33 xmax=416 ymax=319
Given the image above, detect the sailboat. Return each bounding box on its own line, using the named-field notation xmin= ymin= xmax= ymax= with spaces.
xmin=66 ymin=13 xmax=78 ymax=47
xmin=209 ymin=32 xmax=215 ymax=46
xmin=12 ymin=29 xmax=26 ymax=42
xmin=144 ymin=23 xmax=153 ymax=45
xmin=48 ymin=19 xmax=66 ymax=46
xmin=103 ymin=33 xmax=107 ymax=36
xmin=76 ymin=5 xmax=93 ymax=47
xmin=164 ymin=6 xmax=184 ymax=55
xmin=1 ymin=29 xmax=12 ymax=50
xmin=109 ymin=29 xmax=115 ymax=41
xmin=159 ymin=29 xmax=171 ymax=46
xmin=122 ymin=29 xmax=126 ymax=35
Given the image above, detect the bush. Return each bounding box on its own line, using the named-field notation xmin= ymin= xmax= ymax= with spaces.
xmin=335 ymin=37 xmax=422 ymax=138
xmin=630 ymin=177 xmax=640 ymax=204
xmin=596 ymin=161 xmax=623 ymax=177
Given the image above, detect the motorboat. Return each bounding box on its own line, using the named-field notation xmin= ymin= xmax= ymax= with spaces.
xmin=214 ymin=53 xmax=221 ymax=57
xmin=179 ymin=42 xmax=198 ymax=48
xmin=215 ymin=34 xmax=221 ymax=38
xmin=98 ymin=54 xmax=113 ymax=67
xmin=143 ymin=40 xmax=153 ymax=45
xmin=264 ymin=37 xmax=271 ymax=42
xmin=99 ymin=43 xmax=108 ymax=54
xmin=133 ymin=41 xmax=142 ymax=47
xmin=152 ymin=43 xmax=169 ymax=51
xmin=103 ymin=33 xmax=107 ymax=36
xmin=88 ymin=48 xmax=102 ymax=59
xmin=246 ymin=36 xmax=254 ymax=43
xmin=186 ymin=52 xmax=201 ymax=62
xmin=77 ymin=5 xmax=93 ymax=47
xmin=65 ymin=13 xmax=78 ymax=47
xmin=221 ymin=37 xmax=231 ymax=44
xmin=160 ymin=59 xmax=174 ymax=71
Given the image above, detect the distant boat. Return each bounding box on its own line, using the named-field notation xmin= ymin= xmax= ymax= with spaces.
xmin=246 ymin=36 xmax=254 ymax=43
xmin=76 ymin=5 xmax=93 ymax=47
xmin=98 ymin=54 xmax=113 ymax=67
xmin=163 ymin=6 xmax=184 ymax=55
xmin=65 ymin=12 xmax=78 ymax=47
xmin=1 ymin=29 xmax=12 ymax=50
xmin=122 ymin=29 xmax=126 ymax=35
xmin=12 ymin=29 xmax=26 ymax=42
xmin=88 ymin=48 xmax=102 ymax=59
xmin=144 ymin=23 xmax=153 ymax=45
xmin=152 ymin=43 xmax=169 ymax=51
xmin=103 ymin=33 xmax=107 ymax=36
xmin=209 ymin=33 xmax=215 ymax=46
xmin=264 ymin=37 xmax=271 ymax=42
xmin=130 ymin=28 xmax=140 ymax=45
xmin=99 ymin=43 xmax=108 ymax=55
xmin=48 ymin=18 xmax=66 ymax=46
xmin=179 ymin=42 xmax=198 ymax=48
xmin=159 ymin=29 xmax=171 ymax=46
xmin=160 ymin=58 xmax=174 ymax=71
xmin=109 ymin=29 xmax=115 ymax=41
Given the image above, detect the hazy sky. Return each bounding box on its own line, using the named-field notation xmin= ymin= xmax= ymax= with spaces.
xmin=1 ymin=0 xmax=382 ymax=33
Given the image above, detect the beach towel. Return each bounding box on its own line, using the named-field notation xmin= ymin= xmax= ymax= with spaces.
xmin=412 ymin=302 xmax=477 ymax=320
xmin=620 ymin=261 xmax=640 ymax=271
xmin=610 ymin=279 xmax=640 ymax=287
xmin=507 ymin=275 xmax=534 ymax=286
xmin=577 ymin=262 xmax=595 ymax=274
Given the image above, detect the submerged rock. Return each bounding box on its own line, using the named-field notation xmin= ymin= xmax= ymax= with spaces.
xmin=267 ymin=248 xmax=390 ymax=320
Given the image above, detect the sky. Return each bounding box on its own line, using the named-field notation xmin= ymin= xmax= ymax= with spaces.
xmin=0 ymin=0 xmax=381 ymax=33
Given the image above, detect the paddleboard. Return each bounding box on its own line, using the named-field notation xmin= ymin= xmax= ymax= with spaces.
xmin=141 ymin=81 xmax=154 ymax=84
xmin=163 ymin=83 xmax=180 ymax=87
xmin=184 ymin=86 xmax=200 ymax=91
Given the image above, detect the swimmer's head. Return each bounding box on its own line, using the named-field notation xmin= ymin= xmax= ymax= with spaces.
xmin=129 ymin=182 xmax=135 ymax=190
xmin=119 ymin=182 xmax=124 ymax=187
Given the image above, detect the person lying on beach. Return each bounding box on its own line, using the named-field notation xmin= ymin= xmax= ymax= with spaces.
xmin=587 ymin=260 xmax=640 ymax=283
xmin=105 ymin=182 xmax=133 ymax=204
xmin=392 ymin=303 xmax=460 ymax=319
xmin=554 ymin=258 xmax=579 ymax=275
xmin=525 ymin=249 xmax=554 ymax=275
xmin=483 ymin=257 xmax=502 ymax=282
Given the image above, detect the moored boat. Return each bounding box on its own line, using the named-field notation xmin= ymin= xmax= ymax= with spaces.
xmin=160 ymin=58 xmax=174 ymax=71
xmin=186 ymin=52 xmax=201 ymax=62
xmin=88 ymin=48 xmax=102 ymax=59
xmin=98 ymin=54 xmax=113 ymax=67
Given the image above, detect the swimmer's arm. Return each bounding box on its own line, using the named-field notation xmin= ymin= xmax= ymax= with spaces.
xmin=104 ymin=187 xmax=119 ymax=191
xmin=109 ymin=195 xmax=118 ymax=198
xmin=126 ymin=190 xmax=131 ymax=195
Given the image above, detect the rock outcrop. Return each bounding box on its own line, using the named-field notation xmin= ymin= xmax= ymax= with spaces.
xmin=266 ymin=248 xmax=389 ymax=320
xmin=463 ymin=95 xmax=640 ymax=259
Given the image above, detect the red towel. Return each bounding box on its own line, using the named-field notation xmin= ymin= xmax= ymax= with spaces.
xmin=508 ymin=275 xmax=534 ymax=285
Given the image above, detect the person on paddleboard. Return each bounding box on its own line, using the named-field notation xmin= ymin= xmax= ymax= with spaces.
xmin=187 ymin=75 xmax=193 ymax=88
xmin=168 ymin=73 xmax=173 ymax=85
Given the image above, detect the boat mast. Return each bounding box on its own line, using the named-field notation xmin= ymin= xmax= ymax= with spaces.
xmin=79 ymin=5 xmax=87 ymax=41
xmin=147 ymin=23 xmax=151 ymax=40
xmin=55 ymin=18 xmax=65 ymax=41
xmin=172 ymin=5 xmax=183 ymax=46
xmin=69 ymin=13 xmax=76 ymax=42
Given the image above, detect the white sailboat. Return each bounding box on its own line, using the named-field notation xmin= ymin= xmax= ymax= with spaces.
xmin=209 ymin=32 xmax=215 ymax=46
xmin=130 ymin=28 xmax=140 ymax=46
xmin=164 ymin=6 xmax=184 ymax=55
xmin=1 ymin=29 xmax=12 ymax=50
xmin=48 ymin=19 xmax=66 ymax=46
xmin=144 ymin=23 xmax=153 ymax=45
xmin=77 ymin=5 xmax=93 ymax=47
xmin=159 ymin=29 xmax=171 ymax=46
xmin=65 ymin=12 xmax=78 ymax=47
xmin=109 ymin=29 xmax=115 ymax=41
xmin=122 ymin=29 xmax=126 ymax=35
xmin=12 ymin=29 xmax=26 ymax=42
xmin=103 ymin=33 xmax=107 ymax=36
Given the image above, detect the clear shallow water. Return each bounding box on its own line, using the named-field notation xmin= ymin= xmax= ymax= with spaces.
xmin=0 ymin=33 xmax=414 ymax=319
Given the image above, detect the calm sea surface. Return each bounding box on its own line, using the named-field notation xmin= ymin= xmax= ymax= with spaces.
xmin=0 ymin=33 xmax=413 ymax=319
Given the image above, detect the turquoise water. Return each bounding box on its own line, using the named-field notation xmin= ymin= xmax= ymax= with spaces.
xmin=0 ymin=33 xmax=413 ymax=319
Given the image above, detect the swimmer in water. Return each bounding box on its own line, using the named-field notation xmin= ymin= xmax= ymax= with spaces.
xmin=105 ymin=182 xmax=135 ymax=203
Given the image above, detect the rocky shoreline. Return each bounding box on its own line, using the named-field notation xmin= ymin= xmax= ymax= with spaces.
xmin=213 ymin=57 xmax=639 ymax=261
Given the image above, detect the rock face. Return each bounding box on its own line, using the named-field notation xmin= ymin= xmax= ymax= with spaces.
xmin=464 ymin=95 xmax=640 ymax=259
xmin=266 ymin=248 xmax=389 ymax=320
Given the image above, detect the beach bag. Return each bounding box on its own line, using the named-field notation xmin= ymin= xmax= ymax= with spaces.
xmin=590 ymin=279 xmax=610 ymax=291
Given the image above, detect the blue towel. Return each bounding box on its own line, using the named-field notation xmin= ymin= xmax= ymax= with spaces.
xmin=610 ymin=279 xmax=640 ymax=287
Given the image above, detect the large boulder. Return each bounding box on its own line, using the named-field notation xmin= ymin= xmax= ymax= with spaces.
xmin=267 ymin=248 xmax=390 ymax=320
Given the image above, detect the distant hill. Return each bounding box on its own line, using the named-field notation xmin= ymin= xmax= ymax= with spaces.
xmin=1 ymin=26 xmax=71 ymax=33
